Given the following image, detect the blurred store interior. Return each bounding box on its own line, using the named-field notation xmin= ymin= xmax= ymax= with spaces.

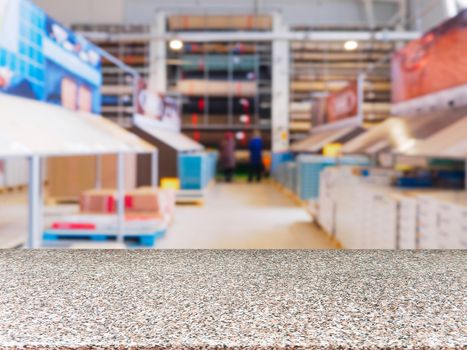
xmin=0 ymin=0 xmax=467 ymax=250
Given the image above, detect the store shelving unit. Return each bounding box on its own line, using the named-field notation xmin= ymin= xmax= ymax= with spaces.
xmin=289 ymin=40 xmax=395 ymax=141
xmin=165 ymin=15 xmax=273 ymax=149
xmin=72 ymin=24 xmax=151 ymax=127
xmin=0 ymin=94 xmax=157 ymax=248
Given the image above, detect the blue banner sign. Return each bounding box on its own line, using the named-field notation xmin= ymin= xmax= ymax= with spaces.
xmin=0 ymin=0 xmax=102 ymax=113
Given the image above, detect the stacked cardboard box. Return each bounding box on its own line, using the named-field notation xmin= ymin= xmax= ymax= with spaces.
xmin=130 ymin=187 xmax=176 ymax=216
xmin=80 ymin=188 xmax=175 ymax=217
xmin=318 ymin=167 xmax=467 ymax=249
xmin=79 ymin=189 xmax=116 ymax=214
xmin=416 ymin=192 xmax=467 ymax=249
xmin=397 ymin=194 xmax=418 ymax=249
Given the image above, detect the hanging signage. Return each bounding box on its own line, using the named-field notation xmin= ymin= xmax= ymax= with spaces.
xmin=135 ymin=80 xmax=181 ymax=132
xmin=311 ymin=76 xmax=363 ymax=133
xmin=0 ymin=0 xmax=102 ymax=113
xmin=392 ymin=9 xmax=467 ymax=114
xmin=327 ymin=81 xmax=359 ymax=123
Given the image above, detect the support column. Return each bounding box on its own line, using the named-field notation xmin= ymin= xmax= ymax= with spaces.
xmin=465 ymin=160 xmax=467 ymax=193
xmin=150 ymin=11 xmax=167 ymax=93
xmin=151 ymin=149 xmax=159 ymax=188
xmin=357 ymin=73 xmax=365 ymax=123
xmin=271 ymin=12 xmax=290 ymax=153
xmin=27 ymin=156 xmax=42 ymax=249
xmin=116 ymin=153 xmax=125 ymax=244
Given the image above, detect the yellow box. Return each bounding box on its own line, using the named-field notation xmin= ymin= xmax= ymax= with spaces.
xmin=323 ymin=143 xmax=342 ymax=157
xmin=161 ymin=178 xmax=180 ymax=190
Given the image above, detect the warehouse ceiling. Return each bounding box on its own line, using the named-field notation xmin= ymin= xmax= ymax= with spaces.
xmin=35 ymin=0 xmax=466 ymax=31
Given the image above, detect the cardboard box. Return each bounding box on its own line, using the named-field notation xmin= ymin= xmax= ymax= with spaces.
xmin=80 ymin=189 xmax=116 ymax=214
xmin=80 ymin=188 xmax=176 ymax=216
xmin=132 ymin=187 xmax=176 ymax=215
xmin=124 ymin=191 xmax=159 ymax=213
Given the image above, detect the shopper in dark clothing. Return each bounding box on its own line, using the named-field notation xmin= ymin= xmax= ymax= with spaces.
xmin=248 ymin=130 xmax=264 ymax=183
xmin=219 ymin=132 xmax=236 ymax=182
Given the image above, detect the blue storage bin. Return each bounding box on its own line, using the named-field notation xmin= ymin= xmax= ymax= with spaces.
xmin=178 ymin=153 xmax=207 ymax=190
xmin=296 ymin=156 xmax=336 ymax=200
xmin=178 ymin=151 xmax=218 ymax=190
xmin=271 ymin=152 xmax=294 ymax=174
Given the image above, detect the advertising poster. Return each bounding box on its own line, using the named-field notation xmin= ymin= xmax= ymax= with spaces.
xmin=311 ymin=78 xmax=362 ymax=132
xmin=326 ymin=81 xmax=359 ymax=123
xmin=0 ymin=0 xmax=102 ymax=113
xmin=135 ymin=80 xmax=181 ymax=132
xmin=392 ymin=9 xmax=467 ymax=104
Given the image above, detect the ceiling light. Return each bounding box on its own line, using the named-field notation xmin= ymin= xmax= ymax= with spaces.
xmin=344 ymin=40 xmax=358 ymax=51
xmin=169 ymin=39 xmax=184 ymax=51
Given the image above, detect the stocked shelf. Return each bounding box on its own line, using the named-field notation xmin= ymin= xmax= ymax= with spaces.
xmin=343 ymin=108 xmax=467 ymax=155
xmin=166 ymin=14 xmax=272 ymax=148
xmin=73 ymin=24 xmax=150 ymax=124
xmin=318 ymin=166 xmax=467 ymax=249
xmin=289 ymin=38 xmax=395 ymax=139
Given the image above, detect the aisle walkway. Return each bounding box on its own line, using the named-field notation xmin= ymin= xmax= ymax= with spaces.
xmin=158 ymin=182 xmax=337 ymax=249
xmin=0 ymin=191 xmax=28 ymax=248
xmin=0 ymin=182 xmax=336 ymax=249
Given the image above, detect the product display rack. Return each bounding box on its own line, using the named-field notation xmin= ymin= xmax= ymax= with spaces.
xmin=166 ymin=15 xmax=273 ymax=149
xmin=289 ymin=39 xmax=395 ymax=141
xmin=72 ymin=24 xmax=151 ymax=127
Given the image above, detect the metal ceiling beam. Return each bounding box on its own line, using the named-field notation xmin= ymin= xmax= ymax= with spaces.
xmin=387 ymin=0 xmax=407 ymax=29
xmin=363 ymin=0 xmax=376 ymax=29
xmin=80 ymin=29 xmax=420 ymax=43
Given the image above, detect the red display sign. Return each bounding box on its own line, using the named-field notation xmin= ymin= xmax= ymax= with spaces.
xmin=311 ymin=79 xmax=361 ymax=131
xmin=392 ymin=9 xmax=467 ymax=103
xmin=327 ymin=81 xmax=359 ymax=123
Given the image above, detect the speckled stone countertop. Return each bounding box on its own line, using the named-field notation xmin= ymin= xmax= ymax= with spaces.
xmin=0 ymin=250 xmax=465 ymax=350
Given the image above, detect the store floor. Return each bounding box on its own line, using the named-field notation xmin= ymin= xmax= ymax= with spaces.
xmin=0 ymin=182 xmax=336 ymax=249
xmin=0 ymin=191 xmax=28 ymax=248
xmin=158 ymin=182 xmax=336 ymax=249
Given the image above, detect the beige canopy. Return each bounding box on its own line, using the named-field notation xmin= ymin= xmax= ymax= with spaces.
xmin=0 ymin=94 xmax=155 ymax=157
xmin=290 ymin=126 xmax=364 ymax=153
xmin=343 ymin=108 xmax=467 ymax=155
xmin=133 ymin=115 xmax=204 ymax=152
xmin=404 ymin=117 xmax=467 ymax=159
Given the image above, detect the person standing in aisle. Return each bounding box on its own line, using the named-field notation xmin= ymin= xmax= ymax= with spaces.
xmin=219 ymin=132 xmax=236 ymax=183
xmin=248 ymin=130 xmax=264 ymax=183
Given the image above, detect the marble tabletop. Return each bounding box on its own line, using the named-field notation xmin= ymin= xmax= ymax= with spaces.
xmin=0 ymin=250 xmax=465 ymax=350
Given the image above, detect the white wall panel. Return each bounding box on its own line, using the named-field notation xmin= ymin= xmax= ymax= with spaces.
xmin=34 ymin=0 xmax=124 ymax=25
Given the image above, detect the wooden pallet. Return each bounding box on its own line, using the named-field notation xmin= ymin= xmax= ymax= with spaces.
xmin=176 ymin=187 xmax=208 ymax=206
xmin=0 ymin=184 xmax=28 ymax=194
xmin=46 ymin=196 xmax=80 ymax=206
xmin=176 ymin=198 xmax=205 ymax=206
